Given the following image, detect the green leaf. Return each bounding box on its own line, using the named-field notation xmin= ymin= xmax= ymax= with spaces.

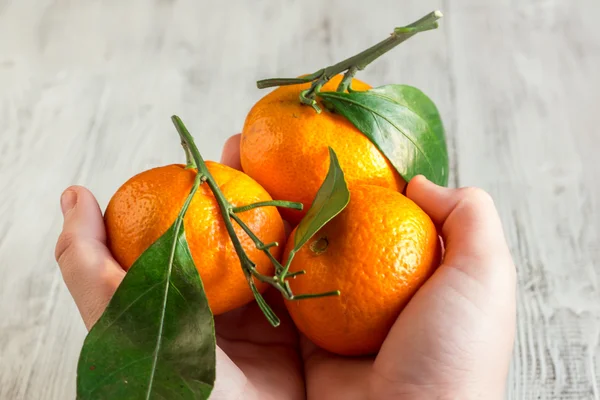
xmin=77 ymin=201 xmax=215 ymax=399
xmin=293 ymin=147 xmax=350 ymax=252
xmin=319 ymin=84 xmax=449 ymax=186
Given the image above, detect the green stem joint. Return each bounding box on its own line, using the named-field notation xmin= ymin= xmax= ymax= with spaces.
xmin=256 ymin=10 xmax=443 ymax=113
xmin=172 ymin=116 xmax=339 ymax=327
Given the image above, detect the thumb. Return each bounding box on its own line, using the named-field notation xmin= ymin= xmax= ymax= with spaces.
xmin=406 ymin=175 xmax=515 ymax=285
xmin=372 ymin=177 xmax=516 ymax=398
xmin=55 ymin=186 xmax=125 ymax=330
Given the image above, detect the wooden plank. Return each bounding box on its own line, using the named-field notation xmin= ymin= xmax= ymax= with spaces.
xmin=1 ymin=0 xmax=598 ymax=398
xmin=446 ymin=0 xmax=600 ymax=398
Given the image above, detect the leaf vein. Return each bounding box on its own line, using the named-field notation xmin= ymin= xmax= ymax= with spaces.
xmin=84 ymin=354 xmax=154 ymax=396
xmin=324 ymin=93 xmax=440 ymax=181
xmin=369 ymin=91 xmax=446 ymax=147
xmin=88 ymin=280 xmax=165 ymax=346
xmin=146 ymin=225 xmax=182 ymax=399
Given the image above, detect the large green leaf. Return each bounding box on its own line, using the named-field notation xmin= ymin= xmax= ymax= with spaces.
xmin=292 ymin=147 xmax=350 ymax=252
xmin=319 ymin=84 xmax=449 ymax=186
xmin=77 ymin=218 xmax=215 ymax=399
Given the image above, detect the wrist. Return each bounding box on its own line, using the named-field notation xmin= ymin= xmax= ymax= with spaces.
xmin=398 ymin=387 xmax=503 ymax=400
xmin=370 ymin=380 xmax=503 ymax=400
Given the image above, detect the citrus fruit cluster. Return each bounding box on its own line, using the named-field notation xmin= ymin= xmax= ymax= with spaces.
xmin=101 ymin=10 xmax=448 ymax=359
xmin=105 ymin=76 xmax=441 ymax=357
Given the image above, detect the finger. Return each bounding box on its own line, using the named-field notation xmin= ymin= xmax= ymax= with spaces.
xmin=55 ymin=186 xmax=125 ymax=330
xmin=220 ymin=134 xmax=242 ymax=170
xmin=55 ymin=186 xmax=114 ymax=265
xmin=374 ymin=176 xmax=516 ymax=395
xmin=406 ymin=176 xmax=514 ymax=281
xmin=300 ymin=335 xmax=372 ymax=399
xmin=215 ymin=287 xmax=297 ymax=346
xmin=211 ymin=347 xmax=255 ymax=399
xmin=57 ymin=186 xmax=107 ymax=246
xmin=406 ymin=175 xmax=461 ymax=226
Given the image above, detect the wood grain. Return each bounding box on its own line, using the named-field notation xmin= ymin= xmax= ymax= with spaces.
xmin=446 ymin=1 xmax=600 ymax=398
xmin=0 ymin=0 xmax=598 ymax=399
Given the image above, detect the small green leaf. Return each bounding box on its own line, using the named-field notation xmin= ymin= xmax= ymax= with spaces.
xmin=77 ymin=193 xmax=215 ymax=399
xmin=293 ymin=147 xmax=350 ymax=252
xmin=319 ymin=84 xmax=449 ymax=186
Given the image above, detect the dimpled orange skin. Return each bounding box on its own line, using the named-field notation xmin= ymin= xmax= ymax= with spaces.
xmin=104 ymin=162 xmax=286 ymax=316
xmin=284 ymin=185 xmax=441 ymax=356
xmin=240 ymin=75 xmax=406 ymax=225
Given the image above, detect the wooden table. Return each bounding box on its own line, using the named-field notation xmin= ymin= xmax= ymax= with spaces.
xmin=1 ymin=1 xmax=598 ymax=398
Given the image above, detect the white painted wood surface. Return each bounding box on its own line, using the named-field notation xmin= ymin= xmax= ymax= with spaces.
xmin=0 ymin=0 xmax=598 ymax=398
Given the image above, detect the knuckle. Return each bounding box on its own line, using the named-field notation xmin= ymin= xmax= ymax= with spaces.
xmin=460 ymin=187 xmax=495 ymax=206
xmin=55 ymin=232 xmax=82 ymax=264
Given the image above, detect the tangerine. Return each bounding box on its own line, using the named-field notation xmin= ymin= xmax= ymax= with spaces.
xmin=240 ymin=75 xmax=406 ymax=225
xmin=105 ymin=162 xmax=286 ymax=315
xmin=284 ymin=184 xmax=441 ymax=356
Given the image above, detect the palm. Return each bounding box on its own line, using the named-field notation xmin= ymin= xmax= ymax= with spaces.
xmin=299 ymin=275 xmax=465 ymax=400
xmin=302 ymin=341 xmax=374 ymax=399
xmin=212 ymin=289 xmax=304 ymax=400
xmin=215 ymin=290 xmax=376 ymax=400
xmin=302 ymin=261 xmax=515 ymax=399
xmin=368 ymin=258 xmax=515 ymax=398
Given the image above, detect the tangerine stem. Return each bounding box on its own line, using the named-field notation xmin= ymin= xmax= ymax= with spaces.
xmin=285 ymin=270 xmax=305 ymax=278
xmin=279 ymin=249 xmax=297 ymax=281
xmin=291 ymin=290 xmax=340 ymax=300
xmin=232 ymin=200 xmax=303 ymax=214
xmin=229 ymin=212 xmax=287 ymax=276
xmin=256 ymin=69 xmax=324 ymax=89
xmin=248 ymin=279 xmax=279 ymax=323
xmin=336 ymin=66 xmax=358 ymax=93
xmin=256 ymin=11 xmax=443 ymax=112
xmin=172 ymin=116 xmax=341 ymax=324
xmin=180 ymin=140 xmax=196 ymax=169
xmin=172 ymin=115 xmax=281 ymax=326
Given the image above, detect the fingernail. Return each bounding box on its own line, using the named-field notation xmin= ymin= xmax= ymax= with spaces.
xmin=61 ymin=190 xmax=78 ymax=216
